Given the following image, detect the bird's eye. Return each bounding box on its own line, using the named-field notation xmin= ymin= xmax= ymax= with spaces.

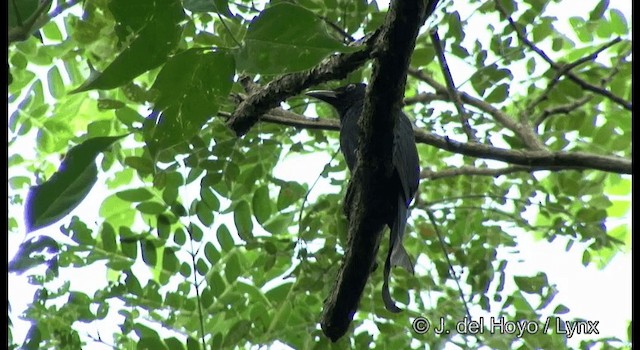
xmin=346 ymin=84 xmax=355 ymax=91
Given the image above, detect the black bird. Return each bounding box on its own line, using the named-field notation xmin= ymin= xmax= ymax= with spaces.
xmin=306 ymin=83 xmax=420 ymax=312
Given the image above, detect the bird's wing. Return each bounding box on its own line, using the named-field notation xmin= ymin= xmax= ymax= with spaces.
xmin=393 ymin=110 xmax=420 ymax=205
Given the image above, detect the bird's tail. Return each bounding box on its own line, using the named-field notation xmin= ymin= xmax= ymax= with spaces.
xmin=382 ymin=195 xmax=415 ymax=312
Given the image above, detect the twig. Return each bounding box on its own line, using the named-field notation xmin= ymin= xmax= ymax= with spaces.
xmin=8 ymin=0 xmax=52 ymax=44
xmin=533 ymin=95 xmax=592 ymax=127
xmin=524 ymin=37 xmax=623 ymax=119
xmin=420 ymin=164 xmax=583 ymax=180
xmin=408 ymin=68 xmax=546 ymax=150
xmin=429 ymin=28 xmax=478 ymax=142
xmin=220 ymin=104 xmax=632 ymax=174
xmin=186 ymin=225 xmax=208 ymax=350
xmin=425 ymin=208 xmax=476 ymax=330
xmin=320 ymin=15 xmax=355 ymax=43
xmin=226 ymin=30 xmax=378 ymax=136
xmin=494 ymin=0 xmax=631 ymax=111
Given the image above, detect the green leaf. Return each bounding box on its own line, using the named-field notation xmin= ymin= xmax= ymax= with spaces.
xmin=46 ymin=66 xmax=65 ymax=99
xmin=223 ymin=320 xmax=252 ymax=347
xmin=200 ymin=186 xmax=220 ymax=211
xmin=196 ymin=201 xmax=215 ymax=226
xmin=609 ymin=9 xmax=629 ymax=35
xmin=141 ymin=240 xmax=158 ymax=267
xmin=8 ymin=0 xmax=45 ymax=29
xmin=234 ymin=201 xmax=254 ymax=242
xmin=124 ymin=156 xmax=155 ymax=175
xmin=216 ymin=225 xmax=235 ymax=253
xmin=183 ymin=0 xmax=233 ymax=16
xmin=174 ymin=227 xmax=186 ymax=246
xmin=263 ymin=213 xmax=293 ymax=235
xmin=554 ymin=304 xmax=570 ymax=314
xmin=225 ymin=252 xmax=241 ymax=283
xmin=116 ymin=188 xmax=155 ymax=202
xmin=162 ymin=248 xmax=180 ymax=276
xmin=101 ymin=223 xmax=118 ymax=253
xmin=157 ymin=215 xmax=171 ymax=239
xmin=9 ymin=236 xmax=59 ymax=274
xmin=143 ymin=49 xmax=235 ymax=155
xmin=513 ymin=273 xmax=548 ymax=294
xmin=204 ymin=242 xmax=221 ymax=264
xmin=252 ymin=185 xmax=272 ymax=224
xmin=589 ymin=0 xmax=609 ymax=21
xmin=164 ymin=337 xmax=185 ymax=350
xmin=116 ymin=107 xmax=145 ymax=127
xmin=235 ymin=3 xmax=357 ymax=74
xmin=25 ymin=135 xmax=126 ymax=232
xmin=485 ymin=83 xmax=509 ymax=103
xmin=277 ymin=182 xmax=307 ymax=211
xmin=138 ymin=337 xmax=168 ymax=350
xmin=72 ymin=2 xmax=185 ymax=92
xmin=136 ymin=201 xmax=166 ymax=215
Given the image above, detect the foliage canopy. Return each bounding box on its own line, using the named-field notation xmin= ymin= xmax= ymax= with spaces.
xmin=8 ymin=0 xmax=631 ymax=349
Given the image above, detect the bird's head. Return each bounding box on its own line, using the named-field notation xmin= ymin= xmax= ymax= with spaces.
xmin=306 ymin=83 xmax=367 ymax=118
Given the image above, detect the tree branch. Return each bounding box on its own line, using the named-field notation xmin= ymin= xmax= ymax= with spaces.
xmin=420 ymin=164 xmax=587 ymax=180
xmin=9 ymin=0 xmax=52 ymax=44
xmin=524 ymin=37 xmax=622 ymax=120
xmin=320 ymin=0 xmax=437 ymax=342
xmin=223 ymin=107 xmax=631 ymax=174
xmin=226 ymin=32 xmax=378 ymax=137
xmin=430 ymin=29 xmax=478 ymax=142
xmin=533 ymin=95 xmax=592 ymax=128
xmin=408 ymin=67 xmax=546 ymax=150
xmin=493 ymin=0 xmax=631 ymax=111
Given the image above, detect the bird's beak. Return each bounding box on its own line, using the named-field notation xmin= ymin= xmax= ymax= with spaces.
xmin=305 ymin=90 xmax=338 ymax=105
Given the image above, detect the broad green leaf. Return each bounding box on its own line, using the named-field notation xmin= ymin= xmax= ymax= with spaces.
xmin=109 ymin=0 xmax=184 ymax=41
xmin=196 ymin=201 xmax=215 ymax=226
xmin=36 ymin=119 xmax=74 ymax=154
xmin=9 ymin=236 xmax=59 ymax=274
xmin=225 ymin=252 xmax=241 ymax=283
xmin=263 ymin=213 xmax=294 ymax=235
xmin=101 ymin=223 xmax=118 ymax=253
xmin=46 ymin=66 xmax=65 ymax=99
xmin=141 ymin=240 xmax=158 ymax=267
xmin=116 ymin=188 xmax=155 ymax=202
xmin=234 ymin=200 xmax=254 ymax=242
xmin=514 ymin=273 xmax=548 ymax=294
xmin=162 ymin=248 xmax=180 ymax=275
xmin=276 ymin=182 xmax=307 ymax=211
xmin=252 ymin=185 xmax=272 ymax=224
xmin=157 ymin=215 xmax=171 ymax=239
xmin=71 ymin=2 xmax=185 ymax=93
xmin=116 ymin=107 xmax=145 ymax=127
xmin=609 ymin=9 xmax=629 ymax=35
xmin=204 ymin=242 xmax=221 ymax=264
xmin=8 ymin=0 xmax=44 ymax=29
xmin=217 ymin=224 xmax=235 ymax=251
xmin=485 ymin=83 xmax=509 ymax=103
xmin=143 ymin=49 xmax=235 ymax=155
xmin=136 ymin=201 xmax=166 ymax=215
xmin=138 ymin=337 xmax=168 ymax=350
xmin=124 ymin=156 xmax=155 ymax=175
xmin=222 ymin=320 xmax=252 ymax=347
xmin=100 ymin=193 xmax=135 ymax=227
xmin=183 ymin=0 xmax=233 ymax=16
xmin=235 ymin=3 xmax=357 ymax=74
xmin=25 ymin=135 xmax=126 ymax=232
xmin=41 ymin=21 xmax=63 ymax=41
xmin=589 ymin=0 xmax=609 ymax=21
xmin=164 ymin=337 xmax=185 ymax=350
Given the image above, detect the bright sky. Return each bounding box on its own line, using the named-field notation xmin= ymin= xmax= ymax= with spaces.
xmin=8 ymin=0 xmax=631 ymax=349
